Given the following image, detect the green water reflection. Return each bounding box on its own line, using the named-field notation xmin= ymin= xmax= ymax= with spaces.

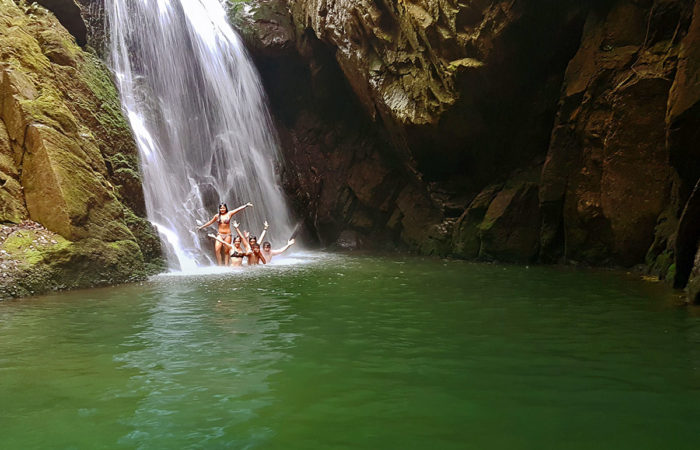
xmin=1 ymin=254 xmax=698 ymax=449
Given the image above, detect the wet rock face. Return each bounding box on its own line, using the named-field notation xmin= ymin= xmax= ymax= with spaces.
xmin=540 ymin=0 xmax=697 ymax=267
xmin=687 ymin=245 xmax=700 ymax=304
xmin=674 ymin=179 xmax=700 ymax=295
xmin=0 ymin=0 xmax=161 ymax=298
xmin=668 ymin=0 xmax=700 ymax=204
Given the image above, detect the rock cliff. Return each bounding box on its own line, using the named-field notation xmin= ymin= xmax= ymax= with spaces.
xmin=234 ymin=0 xmax=699 ymax=301
xmin=0 ymin=0 xmax=160 ymax=298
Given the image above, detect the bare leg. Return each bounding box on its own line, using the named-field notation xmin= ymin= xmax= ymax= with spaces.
xmin=214 ymin=240 xmax=223 ymax=265
xmin=224 ymin=235 xmax=232 ymax=266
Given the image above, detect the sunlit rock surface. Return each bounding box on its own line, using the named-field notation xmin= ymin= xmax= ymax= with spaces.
xmin=0 ymin=0 xmax=161 ymax=299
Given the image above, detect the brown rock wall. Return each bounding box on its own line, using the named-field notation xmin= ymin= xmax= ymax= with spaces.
xmin=541 ymin=0 xmax=694 ymax=268
xmin=237 ymin=0 xmax=698 ymax=291
xmin=237 ymin=0 xmax=586 ymax=254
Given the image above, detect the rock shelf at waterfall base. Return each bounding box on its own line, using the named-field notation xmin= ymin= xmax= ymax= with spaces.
xmin=0 ymin=221 xmax=160 ymax=299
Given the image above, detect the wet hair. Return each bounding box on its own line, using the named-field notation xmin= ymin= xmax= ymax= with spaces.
xmin=262 ymin=241 xmax=271 ymax=248
xmin=233 ymin=236 xmax=242 ymax=244
xmin=249 ymin=235 xmax=257 ymax=242
xmin=218 ymin=203 xmax=228 ymax=213
xmin=252 ymin=243 xmax=261 ymax=251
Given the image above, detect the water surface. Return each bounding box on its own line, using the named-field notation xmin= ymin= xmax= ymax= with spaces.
xmin=1 ymin=254 xmax=699 ymax=449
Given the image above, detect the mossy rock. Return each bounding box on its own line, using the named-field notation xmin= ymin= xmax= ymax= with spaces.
xmin=0 ymin=0 xmax=163 ymax=299
xmin=1 ymin=228 xmax=71 ymax=267
xmin=478 ymin=182 xmax=542 ymax=262
xmin=123 ymin=209 xmax=163 ymax=263
xmin=0 ymin=231 xmax=152 ymax=299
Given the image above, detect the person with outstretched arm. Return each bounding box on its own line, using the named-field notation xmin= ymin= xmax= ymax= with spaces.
xmin=208 ymin=220 xmax=254 ymax=267
xmin=261 ymin=233 xmax=295 ymax=263
xmin=197 ymin=202 xmax=253 ymax=265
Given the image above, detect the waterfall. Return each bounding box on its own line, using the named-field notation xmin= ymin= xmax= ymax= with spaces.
xmin=105 ymin=0 xmax=293 ymax=269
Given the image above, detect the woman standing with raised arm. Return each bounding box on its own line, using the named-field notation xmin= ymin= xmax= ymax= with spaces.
xmin=198 ymin=202 xmax=252 ymax=265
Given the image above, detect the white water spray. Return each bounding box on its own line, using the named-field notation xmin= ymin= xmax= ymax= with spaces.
xmin=106 ymin=0 xmax=293 ymax=269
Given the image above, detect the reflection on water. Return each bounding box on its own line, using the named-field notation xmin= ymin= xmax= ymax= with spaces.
xmin=1 ymin=253 xmax=699 ymax=449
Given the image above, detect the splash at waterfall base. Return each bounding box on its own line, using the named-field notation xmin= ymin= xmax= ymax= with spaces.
xmin=107 ymin=0 xmax=294 ymax=271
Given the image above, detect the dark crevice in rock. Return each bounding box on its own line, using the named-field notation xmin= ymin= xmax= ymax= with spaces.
xmin=674 ymin=179 xmax=700 ymax=290
xmin=34 ymin=0 xmax=88 ymax=46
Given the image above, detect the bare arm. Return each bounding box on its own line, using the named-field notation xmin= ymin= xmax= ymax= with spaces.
xmin=198 ymin=215 xmax=218 ymax=230
xmin=229 ymin=202 xmax=253 ymax=217
xmin=271 ymin=239 xmax=295 ymax=256
xmin=207 ymin=234 xmax=232 ymax=250
xmin=232 ymin=221 xmax=251 ymax=250
xmin=258 ymin=220 xmax=269 ymax=243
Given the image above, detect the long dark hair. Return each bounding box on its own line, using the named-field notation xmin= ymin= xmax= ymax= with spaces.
xmin=218 ymin=203 xmax=228 ymax=221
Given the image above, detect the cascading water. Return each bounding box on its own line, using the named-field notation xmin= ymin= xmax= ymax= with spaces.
xmin=106 ymin=0 xmax=293 ymax=270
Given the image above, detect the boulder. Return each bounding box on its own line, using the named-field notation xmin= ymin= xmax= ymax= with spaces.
xmin=687 ymin=245 xmax=700 ymax=304
xmin=453 ymin=184 xmax=501 ymax=259
xmin=674 ymin=180 xmax=700 ymax=290
xmin=479 ymin=182 xmax=541 ymax=262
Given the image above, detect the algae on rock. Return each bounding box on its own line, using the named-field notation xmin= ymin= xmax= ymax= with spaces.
xmin=0 ymin=0 xmax=161 ymax=299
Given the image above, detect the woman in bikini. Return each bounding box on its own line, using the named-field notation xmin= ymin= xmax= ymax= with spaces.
xmin=208 ymin=222 xmax=251 ymax=267
xmin=198 ymin=202 xmax=252 ymax=265
xmin=232 ymin=221 xmax=266 ymax=265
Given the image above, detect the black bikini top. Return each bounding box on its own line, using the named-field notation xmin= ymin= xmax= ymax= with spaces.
xmin=230 ymin=249 xmax=244 ymax=258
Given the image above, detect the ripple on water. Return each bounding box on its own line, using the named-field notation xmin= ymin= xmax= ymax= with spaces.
xmin=0 ymin=253 xmax=699 ymax=449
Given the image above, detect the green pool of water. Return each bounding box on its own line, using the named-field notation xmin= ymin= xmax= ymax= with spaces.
xmin=1 ymin=253 xmax=699 ymax=449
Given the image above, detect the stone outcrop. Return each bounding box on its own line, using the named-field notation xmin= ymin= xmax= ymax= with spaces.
xmin=0 ymin=0 xmax=161 ymax=299
xmin=537 ymin=0 xmax=700 ymax=303
xmin=282 ymin=0 xmax=589 ymax=189
xmin=233 ymin=0 xmax=700 ymax=300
